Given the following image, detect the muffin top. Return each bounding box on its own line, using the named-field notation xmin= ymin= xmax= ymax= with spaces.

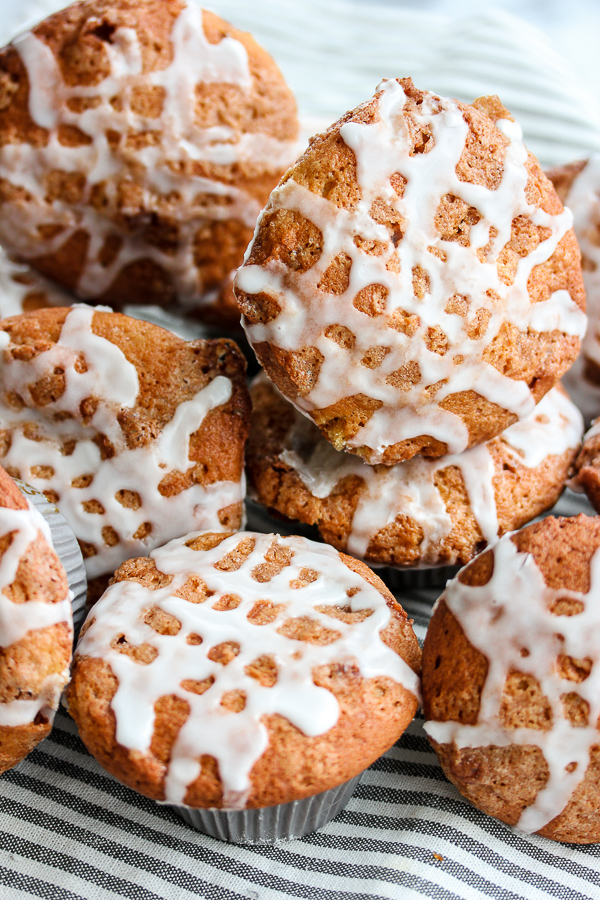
xmin=0 ymin=305 xmax=250 ymax=578
xmin=0 ymin=0 xmax=298 ymax=320
xmin=0 ymin=465 xmax=73 ymax=771
xmin=247 ymin=375 xmax=582 ymax=567
xmin=68 ymin=530 xmax=421 ymax=809
xmin=423 ymin=515 xmax=600 ymax=841
xmin=235 ymin=78 xmax=586 ymax=464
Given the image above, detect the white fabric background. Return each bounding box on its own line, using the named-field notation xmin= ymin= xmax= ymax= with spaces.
xmin=2 ymin=0 xmax=600 ymax=168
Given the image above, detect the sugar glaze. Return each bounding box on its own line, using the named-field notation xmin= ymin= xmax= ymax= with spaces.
xmin=425 ymin=533 xmax=600 ymax=834
xmin=0 ymin=305 xmax=243 ymax=578
xmin=238 ymin=79 xmax=585 ymax=461
xmin=76 ymin=531 xmax=420 ymax=808
xmin=276 ymin=383 xmax=582 ymax=563
xmin=0 ymin=2 xmax=298 ymax=310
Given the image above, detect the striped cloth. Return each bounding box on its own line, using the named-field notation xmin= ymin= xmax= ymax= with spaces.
xmin=2 ymin=493 xmax=600 ymax=900
xmin=211 ymin=0 xmax=600 ymax=167
xmin=2 ymin=1 xmax=600 ymax=898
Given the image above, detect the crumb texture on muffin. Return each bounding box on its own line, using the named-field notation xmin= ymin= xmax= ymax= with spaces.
xmin=423 ymin=516 xmax=600 ymax=842
xmin=248 ymin=374 xmax=582 ymax=568
xmin=0 ymin=305 xmax=250 ymax=578
xmin=0 ymin=465 xmax=72 ymax=772
xmin=0 ymin=0 xmax=298 ymax=323
xmin=68 ymin=530 xmax=421 ymax=809
xmin=236 ymin=78 xmax=585 ymax=464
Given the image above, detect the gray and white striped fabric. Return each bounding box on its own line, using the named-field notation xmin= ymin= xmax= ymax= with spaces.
xmin=2 ymin=1 xmax=600 ymax=898
xmin=2 ymin=493 xmax=599 ymax=900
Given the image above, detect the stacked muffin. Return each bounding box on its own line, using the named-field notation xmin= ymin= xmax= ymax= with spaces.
xmin=0 ymin=0 xmax=299 ymax=327
xmin=236 ymin=78 xmax=586 ymax=578
xmin=0 ymin=305 xmax=251 ymax=602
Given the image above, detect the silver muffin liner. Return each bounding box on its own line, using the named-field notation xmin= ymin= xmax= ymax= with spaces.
xmin=174 ymin=773 xmax=362 ymax=844
xmin=16 ymin=479 xmax=87 ymax=635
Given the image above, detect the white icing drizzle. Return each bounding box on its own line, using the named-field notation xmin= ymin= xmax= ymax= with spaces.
xmin=562 ymin=154 xmax=600 ymax=369
xmin=76 ymin=530 xmax=420 ymax=808
xmin=0 ymin=305 xmax=244 ymax=579
xmin=0 ymin=2 xmax=298 ymax=309
xmin=0 ymin=500 xmax=72 ymax=729
xmin=0 ymin=668 xmax=70 ymax=728
xmin=275 ymin=382 xmax=582 ymax=564
xmin=0 ymin=245 xmax=73 ymax=318
xmin=238 ymin=79 xmax=585 ymax=460
xmin=424 ymin=534 xmax=600 ymax=834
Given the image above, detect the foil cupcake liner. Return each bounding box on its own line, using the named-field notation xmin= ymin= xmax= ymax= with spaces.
xmin=16 ymin=479 xmax=87 ymax=635
xmin=174 ymin=773 xmax=362 ymax=844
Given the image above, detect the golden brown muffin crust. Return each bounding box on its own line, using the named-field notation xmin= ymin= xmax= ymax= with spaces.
xmin=423 ymin=516 xmax=600 ymax=842
xmin=0 ymin=1 xmax=298 ymax=327
xmin=0 ymin=307 xmax=251 ymax=575
xmin=236 ymin=78 xmax=584 ymax=463
xmin=68 ymin=534 xmax=421 ymax=808
xmin=246 ymin=377 xmax=580 ymax=569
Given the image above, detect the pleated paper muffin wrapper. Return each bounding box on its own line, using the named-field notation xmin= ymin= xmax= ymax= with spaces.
xmin=173 ymin=773 xmax=363 ymax=844
xmin=16 ymin=479 xmax=87 ymax=635
xmin=245 ymin=498 xmax=458 ymax=593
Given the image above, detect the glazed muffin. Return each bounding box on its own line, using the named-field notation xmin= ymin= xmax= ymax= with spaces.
xmin=547 ymin=156 xmax=600 ymax=384
xmin=67 ymin=530 xmax=421 ymax=824
xmin=0 ymin=306 xmax=250 ymax=584
xmin=0 ymin=246 xmax=74 ymax=318
xmin=235 ymin=78 xmax=586 ymax=465
xmin=0 ymin=0 xmax=299 ymax=328
xmin=247 ymin=374 xmax=582 ymax=569
xmin=0 ymin=465 xmax=73 ymax=773
xmin=423 ymin=515 xmax=600 ymax=843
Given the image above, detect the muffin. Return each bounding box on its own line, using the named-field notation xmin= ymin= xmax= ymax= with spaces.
xmin=423 ymin=515 xmax=600 ymax=843
xmin=547 ymin=156 xmax=600 ymax=384
xmin=235 ymin=78 xmax=586 ymax=465
xmin=67 ymin=530 xmax=421 ymax=841
xmin=247 ymin=374 xmax=582 ymax=569
xmin=0 ymin=305 xmax=250 ymax=585
xmin=0 ymin=464 xmax=73 ymax=773
xmin=0 ymin=0 xmax=299 ymax=328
